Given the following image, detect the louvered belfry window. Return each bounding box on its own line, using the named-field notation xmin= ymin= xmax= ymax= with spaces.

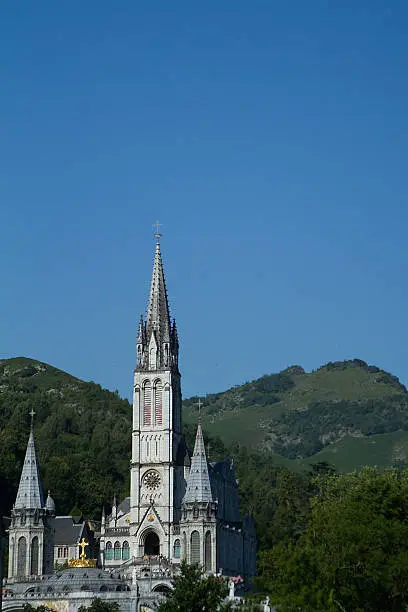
xmin=31 ymin=536 xmax=39 ymax=575
xmin=17 ymin=536 xmax=26 ymax=578
xmin=205 ymin=531 xmax=212 ymax=571
xmin=143 ymin=381 xmax=152 ymax=425
xmin=155 ymin=380 xmax=163 ymax=425
xmin=190 ymin=531 xmax=200 ymax=564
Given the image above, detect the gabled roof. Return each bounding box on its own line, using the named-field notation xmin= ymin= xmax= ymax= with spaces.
xmin=14 ymin=430 xmax=44 ymax=510
xmin=52 ymin=517 xmax=85 ymax=545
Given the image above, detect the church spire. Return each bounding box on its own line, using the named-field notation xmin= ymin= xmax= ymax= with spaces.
xmin=146 ymin=239 xmax=171 ymax=345
xmin=183 ymin=419 xmax=213 ymax=503
xmin=14 ymin=418 xmax=44 ymax=510
xmin=137 ymin=228 xmax=178 ymax=371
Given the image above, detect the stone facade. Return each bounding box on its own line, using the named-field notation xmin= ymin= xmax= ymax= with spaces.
xmin=3 ymin=237 xmax=257 ymax=611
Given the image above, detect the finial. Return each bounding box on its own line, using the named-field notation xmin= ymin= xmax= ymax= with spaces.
xmin=29 ymin=409 xmax=36 ymax=430
xmin=153 ymin=220 xmax=163 ymax=243
xmin=197 ymin=398 xmax=203 ymax=424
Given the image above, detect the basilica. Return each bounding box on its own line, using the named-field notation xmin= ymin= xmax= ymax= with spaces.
xmin=3 ymin=237 xmax=257 ymax=612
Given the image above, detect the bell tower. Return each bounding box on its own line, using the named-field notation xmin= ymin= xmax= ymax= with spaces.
xmin=8 ymin=412 xmax=55 ymax=581
xmin=130 ymin=230 xmax=185 ymax=561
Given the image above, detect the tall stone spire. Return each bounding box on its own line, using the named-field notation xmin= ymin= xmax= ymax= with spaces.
xmin=137 ymin=233 xmax=179 ymax=372
xmin=183 ymin=421 xmax=213 ymax=503
xmin=14 ymin=422 xmax=44 ymax=510
xmin=146 ymin=240 xmax=171 ymax=347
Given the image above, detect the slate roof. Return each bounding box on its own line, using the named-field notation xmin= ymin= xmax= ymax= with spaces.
xmin=117 ymin=497 xmax=130 ymax=515
xmin=52 ymin=517 xmax=85 ymax=545
xmin=14 ymin=430 xmax=44 ymax=510
xmin=183 ymin=422 xmax=213 ymax=503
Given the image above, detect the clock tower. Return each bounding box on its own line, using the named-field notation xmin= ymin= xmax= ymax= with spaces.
xmin=130 ymin=233 xmax=185 ymax=560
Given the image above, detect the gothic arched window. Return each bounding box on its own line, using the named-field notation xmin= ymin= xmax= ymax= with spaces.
xmin=173 ymin=539 xmax=181 ymax=559
xmin=114 ymin=541 xmax=121 ymax=560
xmin=17 ymin=536 xmax=26 ymax=578
xmin=122 ymin=541 xmax=130 ymax=560
xmin=31 ymin=536 xmax=39 ymax=576
xmin=143 ymin=381 xmax=152 ymax=426
xmin=204 ymin=531 xmax=212 ymax=571
xmin=105 ymin=542 xmax=113 ymax=560
xmin=190 ymin=531 xmax=200 ymax=564
xmin=154 ymin=379 xmax=163 ymax=426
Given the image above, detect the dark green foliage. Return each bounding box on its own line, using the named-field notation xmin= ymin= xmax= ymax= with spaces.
xmin=0 ymin=357 xmax=131 ymax=518
xmin=184 ymin=372 xmax=295 ymax=414
xmin=0 ymin=358 xmax=310 ymax=553
xmin=270 ymin=394 xmax=408 ymax=459
xmin=78 ymin=599 xmax=120 ymax=612
xmin=23 ymin=605 xmax=53 ymax=612
xmin=183 ymin=358 xmax=408 ymax=465
xmin=259 ymin=468 xmax=408 ymax=611
xmin=157 ymin=560 xmax=231 ymax=612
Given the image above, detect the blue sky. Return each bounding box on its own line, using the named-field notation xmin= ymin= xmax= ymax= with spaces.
xmin=1 ymin=1 xmax=408 ymax=400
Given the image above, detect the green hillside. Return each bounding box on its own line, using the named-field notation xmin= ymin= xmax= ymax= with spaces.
xmin=0 ymin=357 xmax=132 ymax=518
xmin=1 ymin=356 xmax=408 ymax=524
xmin=183 ymin=359 xmax=408 ymax=465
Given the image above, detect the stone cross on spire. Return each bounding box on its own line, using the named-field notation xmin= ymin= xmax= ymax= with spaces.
xmin=197 ymin=399 xmax=203 ymax=423
xmin=153 ymin=220 xmax=162 ymax=242
xmin=29 ymin=408 xmax=35 ymax=430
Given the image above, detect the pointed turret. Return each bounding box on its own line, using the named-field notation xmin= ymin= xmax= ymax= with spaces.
xmin=136 ymin=314 xmax=145 ymax=368
xmin=14 ymin=429 xmax=44 ymax=509
xmin=45 ymin=490 xmax=56 ymax=515
xmin=183 ymin=421 xmax=213 ymax=503
xmin=8 ymin=419 xmax=54 ymax=580
xmin=171 ymin=318 xmax=179 ymax=368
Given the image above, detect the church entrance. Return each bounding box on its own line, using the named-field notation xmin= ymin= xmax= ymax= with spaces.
xmin=144 ymin=531 xmax=160 ymax=556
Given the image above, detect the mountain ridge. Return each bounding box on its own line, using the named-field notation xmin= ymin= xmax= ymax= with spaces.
xmin=1 ymin=356 xmax=408 ymax=519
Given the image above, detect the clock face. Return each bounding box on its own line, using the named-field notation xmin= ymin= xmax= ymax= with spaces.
xmin=143 ymin=470 xmax=161 ymax=491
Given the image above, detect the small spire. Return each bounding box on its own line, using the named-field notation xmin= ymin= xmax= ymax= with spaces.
xmin=15 ymin=427 xmax=44 ymax=509
xmin=46 ymin=490 xmax=56 ymax=514
xmin=137 ymin=315 xmax=144 ymax=341
xmin=183 ymin=419 xmax=213 ymax=504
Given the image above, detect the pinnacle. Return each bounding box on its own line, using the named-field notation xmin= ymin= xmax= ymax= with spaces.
xmin=15 ymin=429 xmax=44 ymax=510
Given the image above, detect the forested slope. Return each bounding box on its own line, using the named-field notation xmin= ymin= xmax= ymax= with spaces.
xmin=183 ymin=359 xmax=408 ymax=461
xmin=0 ymin=357 xmax=131 ymax=519
xmin=1 ymin=356 xmax=408 ymax=553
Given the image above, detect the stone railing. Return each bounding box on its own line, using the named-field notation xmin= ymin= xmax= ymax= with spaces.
xmin=104 ymin=527 xmax=130 ymax=537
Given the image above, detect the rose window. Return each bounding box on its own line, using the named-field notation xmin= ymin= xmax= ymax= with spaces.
xmin=143 ymin=471 xmax=161 ymax=491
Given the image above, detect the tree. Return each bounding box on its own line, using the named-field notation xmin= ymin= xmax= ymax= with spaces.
xmin=259 ymin=468 xmax=408 ymax=611
xmin=157 ymin=560 xmax=231 ymax=612
xmin=78 ymin=599 xmax=120 ymax=612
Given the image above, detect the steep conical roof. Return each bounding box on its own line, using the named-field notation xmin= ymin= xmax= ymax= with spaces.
xmin=15 ymin=430 xmax=44 ymax=509
xmin=183 ymin=422 xmax=213 ymax=503
xmin=145 ymin=241 xmax=171 ymax=347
